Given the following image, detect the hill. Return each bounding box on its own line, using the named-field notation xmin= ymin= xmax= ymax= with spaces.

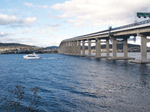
xmin=0 ymin=43 xmax=35 ymax=47
xmin=0 ymin=43 xmax=59 ymax=54
xmin=45 ymin=46 xmax=58 ymax=49
xmin=0 ymin=43 xmax=42 ymax=54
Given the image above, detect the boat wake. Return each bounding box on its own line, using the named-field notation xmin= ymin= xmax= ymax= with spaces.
xmin=42 ymin=57 xmax=65 ymax=60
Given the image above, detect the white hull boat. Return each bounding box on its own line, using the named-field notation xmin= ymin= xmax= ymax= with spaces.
xmin=23 ymin=53 xmax=40 ymax=59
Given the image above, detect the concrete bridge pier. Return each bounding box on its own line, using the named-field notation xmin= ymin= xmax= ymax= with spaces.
xmin=66 ymin=42 xmax=68 ymax=54
xmin=65 ymin=42 xmax=67 ymax=54
xmin=77 ymin=40 xmax=81 ymax=56
xmin=74 ymin=41 xmax=77 ymax=55
xmin=95 ymin=39 xmax=110 ymax=59
xmin=107 ymin=38 xmax=117 ymax=60
xmin=106 ymin=39 xmax=110 ymax=57
xmin=88 ymin=40 xmax=91 ymax=56
xmin=61 ymin=43 xmax=64 ymax=54
xmin=131 ymin=34 xmax=150 ymax=64
xmin=70 ymin=42 xmax=72 ymax=55
xmin=82 ymin=40 xmax=85 ymax=56
xmin=63 ymin=43 xmax=65 ymax=54
xmin=122 ymin=39 xmax=134 ymax=60
xmin=68 ymin=42 xmax=70 ymax=54
xmin=107 ymin=37 xmax=134 ymax=60
xmin=70 ymin=41 xmax=72 ymax=54
xmin=69 ymin=42 xmax=71 ymax=55
xmin=95 ymin=39 xmax=101 ymax=58
xmin=66 ymin=42 xmax=69 ymax=54
xmin=72 ymin=41 xmax=75 ymax=55
xmin=64 ymin=42 xmax=67 ymax=54
xmin=71 ymin=41 xmax=74 ymax=55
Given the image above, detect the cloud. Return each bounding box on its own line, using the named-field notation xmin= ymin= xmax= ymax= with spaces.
xmin=0 ymin=32 xmax=8 ymax=37
xmin=0 ymin=13 xmax=37 ymax=27
xmin=51 ymin=0 xmax=150 ymax=27
xmin=47 ymin=23 xmax=62 ymax=27
xmin=33 ymin=24 xmax=62 ymax=34
xmin=23 ymin=17 xmax=37 ymax=23
xmin=0 ymin=9 xmax=5 ymax=12
xmin=23 ymin=2 xmax=48 ymax=9
xmin=36 ymin=5 xmax=48 ymax=9
xmin=0 ymin=14 xmax=21 ymax=25
xmin=17 ymin=28 xmax=35 ymax=34
xmin=49 ymin=15 xmax=62 ymax=19
xmin=23 ymin=2 xmax=34 ymax=7
xmin=15 ymin=25 xmax=59 ymax=36
xmin=35 ymin=27 xmax=58 ymax=34
xmin=47 ymin=11 xmax=51 ymax=14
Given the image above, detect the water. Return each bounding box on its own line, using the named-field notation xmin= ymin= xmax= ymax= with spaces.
xmin=0 ymin=53 xmax=150 ymax=112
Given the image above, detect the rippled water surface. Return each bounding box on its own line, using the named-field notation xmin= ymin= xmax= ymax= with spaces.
xmin=0 ymin=53 xmax=150 ymax=112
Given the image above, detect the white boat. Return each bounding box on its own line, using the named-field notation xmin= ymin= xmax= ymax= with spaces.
xmin=23 ymin=53 xmax=40 ymax=59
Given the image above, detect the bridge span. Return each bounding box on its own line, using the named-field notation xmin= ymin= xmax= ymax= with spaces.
xmin=58 ymin=20 xmax=150 ymax=64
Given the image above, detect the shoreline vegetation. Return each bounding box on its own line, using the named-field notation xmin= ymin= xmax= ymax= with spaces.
xmin=2 ymin=85 xmax=41 ymax=112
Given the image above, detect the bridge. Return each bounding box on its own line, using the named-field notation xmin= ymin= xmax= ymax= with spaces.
xmin=58 ymin=19 xmax=150 ymax=64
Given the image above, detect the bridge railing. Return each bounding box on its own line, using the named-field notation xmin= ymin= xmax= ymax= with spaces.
xmin=63 ymin=19 xmax=150 ymax=42
xmin=113 ymin=19 xmax=150 ymax=30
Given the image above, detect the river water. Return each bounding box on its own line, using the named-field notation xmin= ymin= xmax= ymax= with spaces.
xmin=0 ymin=53 xmax=150 ymax=112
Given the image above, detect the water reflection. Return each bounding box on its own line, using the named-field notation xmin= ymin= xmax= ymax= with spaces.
xmin=140 ymin=74 xmax=148 ymax=86
xmin=139 ymin=64 xmax=150 ymax=87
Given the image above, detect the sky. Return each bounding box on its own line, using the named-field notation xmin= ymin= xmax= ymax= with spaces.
xmin=0 ymin=0 xmax=150 ymax=47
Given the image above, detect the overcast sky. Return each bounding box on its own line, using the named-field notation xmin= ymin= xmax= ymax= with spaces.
xmin=0 ymin=0 xmax=150 ymax=47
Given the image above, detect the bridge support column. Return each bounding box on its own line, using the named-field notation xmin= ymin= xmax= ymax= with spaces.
xmin=74 ymin=41 xmax=77 ymax=55
xmin=64 ymin=43 xmax=66 ymax=54
xmin=69 ymin=42 xmax=71 ymax=54
xmin=112 ymin=38 xmax=117 ymax=58
xmin=61 ymin=44 xmax=63 ymax=54
xmin=65 ymin=42 xmax=68 ymax=54
xmin=72 ymin=41 xmax=74 ymax=55
xmin=78 ymin=41 xmax=81 ymax=55
xmin=70 ymin=42 xmax=72 ymax=54
xmin=122 ymin=39 xmax=134 ymax=60
xmin=95 ymin=39 xmax=110 ymax=59
xmin=123 ymin=40 xmax=128 ymax=58
xmin=141 ymin=35 xmax=147 ymax=61
xmin=58 ymin=44 xmax=61 ymax=54
xmin=67 ymin=42 xmax=69 ymax=54
xmin=65 ymin=42 xmax=67 ymax=54
xmin=131 ymin=34 xmax=150 ymax=63
xmin=72 ymin=42 xmax=75 ymax=55
xmin=106 ymin=39 xmax=110 ymax=57
xmin=95 ymin=39 xmax=101 ymax=58
xmin=59 ymin=44 xmax=62 ymax=54
xmin=107 ymin=37 xmax=134 ymax=60
xmin=71 ymin=42 xmax=73 ymax=55
xmin=82 ymin=40 xmax=85 ymax=56
xmin=108 ymin=38 xmax=118 ymax=59
xmin=61 ymin=43 xmax=63 ymax=54
xmin=88 ymin=40 xmax=91 ymax=56
xmin=68 ymin=42 xmax=70 ymax=54
xmin=62 ymin=43 xmax=65 ymax=54
xmin=73 ymin=42 xmax=75 ymax=55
